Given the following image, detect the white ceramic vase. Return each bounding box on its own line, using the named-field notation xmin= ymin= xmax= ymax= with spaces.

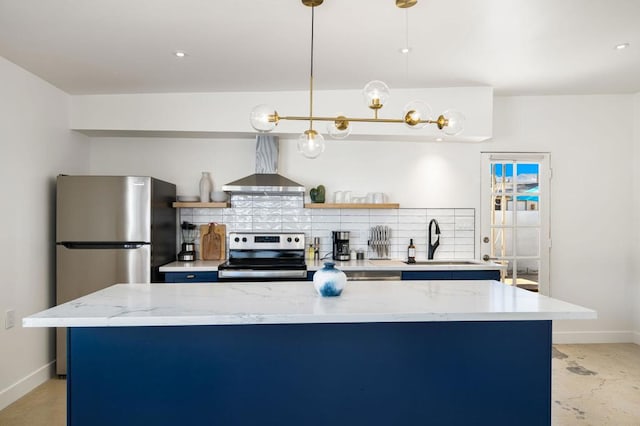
xmin=199 ymin=172 xmax=212 ymax=202
xmin=313 ymin=262 xmax=347 ymax=297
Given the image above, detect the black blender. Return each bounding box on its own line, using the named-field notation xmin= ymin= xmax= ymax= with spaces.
xmin=178 ymin=221 xmax=197 ymax=261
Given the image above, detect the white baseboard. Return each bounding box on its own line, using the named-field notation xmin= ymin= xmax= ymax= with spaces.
xmin=553 ymin=330 xmax=636 ymax=344
xmin=0 ymin=361 xmax=56 ymax=412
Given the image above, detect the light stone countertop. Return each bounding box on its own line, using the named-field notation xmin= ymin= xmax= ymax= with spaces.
xmin=159 ymin=259 xmax=505 ymax=272
xmin=23 ymin=280 xmax=595 ymax=328
xmin=159 ymin=260 xmax=225 ymax=272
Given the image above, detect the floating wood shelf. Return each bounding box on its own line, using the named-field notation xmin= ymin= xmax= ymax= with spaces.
xmin=304 ymin=203 xmax=400 ymax=209
xmin=173 ymin=202 xmax=399 ymax=209
xmin=172 ymin=202 xmax=230 ymax=208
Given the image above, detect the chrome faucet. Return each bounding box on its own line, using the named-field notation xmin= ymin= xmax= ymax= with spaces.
xmin=428 ymin=219 xmax=441 ymax=260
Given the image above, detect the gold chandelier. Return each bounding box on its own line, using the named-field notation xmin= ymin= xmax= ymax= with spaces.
xmin=249 ymin=0 xmax=465 ymax=158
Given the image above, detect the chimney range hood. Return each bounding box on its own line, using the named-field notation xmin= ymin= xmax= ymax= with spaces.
xmin=222 ymin=135 xmax=305 ymax=194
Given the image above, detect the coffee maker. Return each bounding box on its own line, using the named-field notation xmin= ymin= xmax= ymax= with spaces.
xmin=178 ymin=221 xmax=197 ymax=261
xmin=332 ymin=231 xmax=350 ymax=261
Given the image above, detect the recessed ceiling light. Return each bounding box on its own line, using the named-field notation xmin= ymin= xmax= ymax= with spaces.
xmin=615 ymin=43 xmax=630 ymax=50
xmin=435 ymin=137 xmax=443 ymax=142
xmin=398 ymin=47 xmax=411 ymax=54
xmin=174 ymin=50 xmax=187 ymax=58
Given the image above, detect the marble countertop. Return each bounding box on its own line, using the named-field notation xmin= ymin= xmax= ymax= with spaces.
xmin=159 ymin=259 xmax=505 ymax=272
xmin=160 ymin=260 xmax=225 ymax=272
xmin=23 ymin=280 xmax=595 ymax=328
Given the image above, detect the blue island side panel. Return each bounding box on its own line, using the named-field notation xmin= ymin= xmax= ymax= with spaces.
xmin=68 ymin=320 xmax=551 ymax=426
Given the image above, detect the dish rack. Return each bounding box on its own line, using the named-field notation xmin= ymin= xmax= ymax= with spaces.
xmin=368 ymin=225 xmax=391 ymax=259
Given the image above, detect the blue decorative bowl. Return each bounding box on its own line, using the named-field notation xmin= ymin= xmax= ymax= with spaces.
xmin=313 ymin=262 xmax=347 ymax=297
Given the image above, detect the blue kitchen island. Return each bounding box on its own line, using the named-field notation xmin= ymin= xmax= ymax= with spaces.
xmin=24 ymin=281 xmax=595 ymax=426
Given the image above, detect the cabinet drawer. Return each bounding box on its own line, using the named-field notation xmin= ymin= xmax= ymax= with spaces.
xmin=450 ymin=270 xmax=501 ymax=280
xmin=401 ymin=270 xmax=501 ymax=281
xmin=401 ymin=271 xmax=452 ymax=280
xmin=164 ymin=272 xmax=218 ymax=283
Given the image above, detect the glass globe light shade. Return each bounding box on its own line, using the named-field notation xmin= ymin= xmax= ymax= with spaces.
xmin=402 ymin=101 xmax=433 ymax=129
xmin=327 ymin=115 xmax=351 ymax=139
xmin=362 ymin=80 xmax=390 ymax=109
xmin=297 ymin=130 xmax=325 ymax=159
xmin=249 ymin=104 xmax=278 ymax=132
xmin=441 ymin=109 xmax=466 ymax=136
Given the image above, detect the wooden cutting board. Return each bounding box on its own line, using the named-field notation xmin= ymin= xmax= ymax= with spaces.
xmin=200 ymin=223 xmax=226 ymax=260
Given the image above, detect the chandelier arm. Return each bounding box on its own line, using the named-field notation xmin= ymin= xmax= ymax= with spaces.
xmin=278 ymin=115 xmax=403 ymax=124
xmin=278 ymin=115 xmax=448 ymax=129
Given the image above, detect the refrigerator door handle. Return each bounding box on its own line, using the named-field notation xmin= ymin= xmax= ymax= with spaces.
xmin=60 ymin=242 xmax=148 ymax=249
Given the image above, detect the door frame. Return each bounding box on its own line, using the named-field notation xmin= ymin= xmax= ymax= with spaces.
xmin=480 ymin=152 xmax=551 ymax=295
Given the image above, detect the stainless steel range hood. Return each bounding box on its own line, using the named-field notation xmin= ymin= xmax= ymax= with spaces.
xmin=222 ymin=135 xmax=305 ymax=194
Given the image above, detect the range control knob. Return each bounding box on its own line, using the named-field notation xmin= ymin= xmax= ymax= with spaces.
xmin=234 ymin=237 xmax=240 ymax=243
xmin=294 ymin=237 xmax=300 ymax=243
xmin=287 ymin=237 xmax=292 ymax=243
xmin=242 ymin=237 xmax=247 ymax=243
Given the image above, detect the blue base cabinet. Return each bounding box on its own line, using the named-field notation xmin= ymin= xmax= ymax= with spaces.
xmin=164 ymin=271 xmax=218 ymax=282
xmin=166 ymin=269 xmax=499 ymax=283
xmin=68 ymin=320 xmax=551 ymax=426
xmin=402 ymin=269 xmax=500 ymax=281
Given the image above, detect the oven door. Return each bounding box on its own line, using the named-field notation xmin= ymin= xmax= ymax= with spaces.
xmin=217 ymin=263 xmax=307 ymax=281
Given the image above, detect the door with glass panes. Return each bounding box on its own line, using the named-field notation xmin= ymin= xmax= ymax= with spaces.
xmin=480 ymin=153 xmax=551 ymax=295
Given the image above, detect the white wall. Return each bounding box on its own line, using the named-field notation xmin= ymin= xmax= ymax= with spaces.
xmin=89 ymin=94 xmax=636 ymax=343
xmin=489 ymin=96 xmax=635 ymax=343
xmin=0 ymin=57 xmax=89 ymax=410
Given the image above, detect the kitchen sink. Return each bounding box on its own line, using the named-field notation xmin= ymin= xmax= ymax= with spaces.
xmin=402 ymin=260 xmax=481 ymax=266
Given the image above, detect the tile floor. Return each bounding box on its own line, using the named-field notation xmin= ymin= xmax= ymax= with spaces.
xmin=0 ymin=344 xmax=638 ymax=425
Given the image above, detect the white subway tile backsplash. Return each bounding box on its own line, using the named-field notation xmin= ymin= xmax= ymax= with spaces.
xmin=455 ymin=217 xmax=475 ymax=231
xmin=228 ymin=223 xmax=253 ymax=232
xmin=340 ymin=215 xmax=371 ymax=223
xmin=340 ymin=209 xmax=368 ymax=216
xmin=369 ymin=209 xmax=399 ymax=216
xmin=398 ymin=208 xmax=426 ymax=215
xmin=282 ymin=215 xmax=312 ymax=223
xmin=428 ymin=215 xmax=455 ymax=224
xmin=253 ymin=208 xmax=281 ymax=216
xmin=453 ymin=238 xmax=474 ymax=246
xmin=455 ymin=209 xmax=475 ymax=217
xmin=311 ymin=215 xmax=341 ymax=223
xmin=283 ymin=223 xmax=312 ymax=231
xmin=233 ymin=200 xmax=253 ymax=208
xmin=454 ymin=230 xmax=475 ymax=238
xmin=282 ymin=208 xmax=310 ymax=216
xmin=230 ymin=194 xmax=252 ymax=202
xmin=253 ymin=200 xmax=282 ymax=208
xmin=254 ymin=222 xmax=283 ymax=231
xmin=398 ymin=215 xmax=427 ymax=225
xmin=177 ymin=199 xmax=475 ymax=259
xmin=312 ymin=209 xmax=340 ymax=216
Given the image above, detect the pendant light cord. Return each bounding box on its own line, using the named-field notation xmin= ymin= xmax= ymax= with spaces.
xmin=404 ymin=8 xmax=410 ymax=83
xmin=309 ymin=6 xmax=315 ymax=131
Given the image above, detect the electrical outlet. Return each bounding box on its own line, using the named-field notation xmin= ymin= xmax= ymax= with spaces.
xmin=5 ymin=310 xmax=15 ymax=329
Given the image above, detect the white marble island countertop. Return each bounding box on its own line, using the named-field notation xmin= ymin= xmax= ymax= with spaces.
xmin=24 ymin=280 xmax=595 ymax=328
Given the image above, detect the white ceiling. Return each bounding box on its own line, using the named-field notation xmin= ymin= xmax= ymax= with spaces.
xmin=0 ymin=0 xmax=639 ymax=96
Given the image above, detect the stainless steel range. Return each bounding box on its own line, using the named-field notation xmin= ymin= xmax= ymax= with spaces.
xmin=217 ymin=232 xmax=307 ymax=280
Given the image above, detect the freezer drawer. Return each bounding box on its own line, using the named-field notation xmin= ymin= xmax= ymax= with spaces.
xmin=56 ymin=244 xmax=151 ymax=375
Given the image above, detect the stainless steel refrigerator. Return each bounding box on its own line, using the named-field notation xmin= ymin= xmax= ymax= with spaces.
xmin=55 ymin=175 xmax=176 ymax=374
